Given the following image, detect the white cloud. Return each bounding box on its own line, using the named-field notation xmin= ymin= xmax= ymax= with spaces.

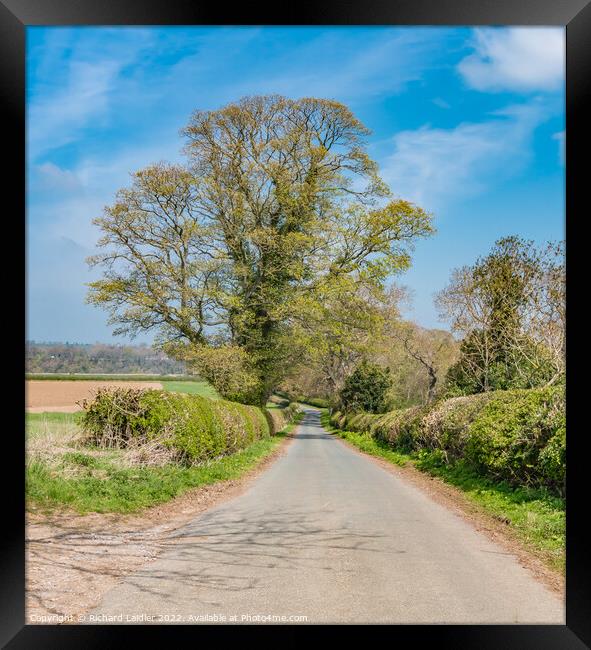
xmin=432 ymin=97 xmax=451 ymax=109
xmin=28 ymin=137 xmax=183 ymax=251
xmin=458 ymin=27 xmax=564 ymax=93
xmin=27 ymin=29 xmax=155 ymax=160
xmin=227 ymin=29 xmax=443 ymax=103
xmin=381 ymin=100 xmax=551 ymax=211
xmin=553 ymin=130 xmax=565 ymax=166
xmin=35 ymin=162 xmax=81 ymax=191
xmin=28 ymin=60 xmax=122 ymax=158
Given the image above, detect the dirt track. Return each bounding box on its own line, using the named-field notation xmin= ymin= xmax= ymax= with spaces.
xmin=25 ymin=380 xmax=163 ymax=413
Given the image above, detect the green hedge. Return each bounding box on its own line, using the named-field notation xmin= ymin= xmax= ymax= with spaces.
xmin=265 ymin=402 xmax=301 ymax=435
xmin=81 ymin=388 xmax=272 ymax=465
xmin=330 ymin=386 xmax=565 ymax=493
xmin=272 ymin=392 xmax=329 ymax=409
xmin=297 ymin=396 xmax=330 ymax=409
xmin=464 ymin=387 xmax=565 ymax=490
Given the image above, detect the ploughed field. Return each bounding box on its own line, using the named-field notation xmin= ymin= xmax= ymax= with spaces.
xmin=25 ymin=380 xmax=164 ymax=413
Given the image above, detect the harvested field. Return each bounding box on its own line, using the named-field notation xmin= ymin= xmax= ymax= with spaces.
xmin=26 ymin=380 xmax=163 ymax=413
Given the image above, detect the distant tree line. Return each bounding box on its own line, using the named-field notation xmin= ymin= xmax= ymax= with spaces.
xmin=25 ymin=342 xmax=187 ymax=374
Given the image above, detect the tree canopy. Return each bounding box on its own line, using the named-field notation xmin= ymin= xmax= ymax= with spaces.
xmin=436 ymin=236 xmax=564 ymax=394
xmin=88 ymin=95 xmax=434 ymax=405
xmin=339 ymin=361 xmax=393 ymax=413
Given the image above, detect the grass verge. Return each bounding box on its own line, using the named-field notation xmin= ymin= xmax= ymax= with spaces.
xmin=27 ymin=414 xmax=302 ymax=515
xmin=320 ymin=412 xmax=564 ymax=573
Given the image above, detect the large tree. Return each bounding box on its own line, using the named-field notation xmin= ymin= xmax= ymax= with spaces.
xmin=385 ymin=322 xmax=458 ymax=404
xmin=88 ymin=95 xmax=433 ymax=405
xmin=436 ymin=236 xmax=564 ymax=394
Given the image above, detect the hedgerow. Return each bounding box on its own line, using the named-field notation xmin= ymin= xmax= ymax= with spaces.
xmin=80 ymin=387 xmax=281 ymax=465
xmin=464 ymin=387 xmax=565 ymax=491
xmin=417 ymin=393 xmax=494 ymax=458
xmin=370 ymin=406 xmax=427 ymax=451
xmin=265 ymin=402 xmax=301 ymax=435
xmin=329 ymin=386 xmax=565 ymax=493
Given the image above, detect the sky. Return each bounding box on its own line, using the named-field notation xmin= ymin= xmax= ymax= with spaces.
xmin=26 ymin=26 xmax=565 ymax=344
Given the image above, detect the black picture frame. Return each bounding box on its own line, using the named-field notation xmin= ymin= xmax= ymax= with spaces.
xmin=5 ymin=1 xmax=590 ymax=647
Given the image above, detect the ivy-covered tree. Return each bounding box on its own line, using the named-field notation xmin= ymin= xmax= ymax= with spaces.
xmin=339 ymin=362 xmax=393 ymax=413
xmin=436 ymin=236 xmax=564 ymax=395
xmin=88 ymin=95 xmax=433 ymax=405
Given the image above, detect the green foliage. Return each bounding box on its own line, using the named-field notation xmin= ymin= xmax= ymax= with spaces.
xmin=267 ymin=394 xmax=290 ymax=408
xmin=323 ymin=417 xmax=410 ymax=468
xmin=264 ymin=402 xmax=301 ymax=435
xmin=445 ymin=331 xmax=556 ymax=396
xmin=330 ymin=386 xmax=565 ymax=494
xmin=80 ymin=387 xmax=270 ymax=464
xmin=339 ymin=362 xmax=393 ymax=413
xmin=464 ymin=387 xmax=565 ymax=491
xmin=295 ymin=396 xmax=330 ymax=409
xmin=417 ymin=393 xmax=494 ymax=457
xmin=88 ymin=96 xmax=434 ymax=406
xmin=167 ymin=343 xmax=263 ymax=405
xmin=438 ymin=237 xmax=565 ymax=396
xmin=369 ymin=406 xmax=427 ymax=451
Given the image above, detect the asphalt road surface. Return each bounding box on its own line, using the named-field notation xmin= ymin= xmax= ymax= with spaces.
xmin=88 ymin=409 xmax=563 ymax=624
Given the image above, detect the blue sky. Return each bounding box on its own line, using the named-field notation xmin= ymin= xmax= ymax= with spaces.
xmin=26 ymin=26 xmax=565 ymax=344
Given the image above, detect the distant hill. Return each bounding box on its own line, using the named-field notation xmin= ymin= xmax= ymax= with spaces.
xmin=25 ymin=341 xmax=187 ymax=375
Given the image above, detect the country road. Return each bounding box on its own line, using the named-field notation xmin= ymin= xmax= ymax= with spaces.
xmin=88 ymin=409 xmax=564 ymax=624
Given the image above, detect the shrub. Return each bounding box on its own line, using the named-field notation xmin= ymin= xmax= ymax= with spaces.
xmin=345 ymin=412 xmax=379 ymax=434
xmin=329 ymin=385 xmax=565 ymax=493
xmin=80 ymin=387 xmax=148 ymax=447
xmin=265 ymin=402 xmax=301 ymax=434
xmin=80 ymin=388 xmax=271 ymax=465
xmin=330 ymin=410 xmax=342 ymax=428
xmin=268 ymin=394 xmax=290 ymax=408
xmin=417 ymin=393 xmax=494 ymax=459
xmin=444 ymin=331 xmax=558 ymax=397
xmin=464 ymin=386 xmax=565 ymax=491
xmin=167 ymin=343 xmax=264 ymax=405
xmin=298 ymin=396 xmax=330 ymax=409
xmin=339 ymin=362 xmax=393 ymax=413
xmin=538 ymin=426 xmax=566 ymax=489
xmin=370 ymin=406 xmax=426 ymax=450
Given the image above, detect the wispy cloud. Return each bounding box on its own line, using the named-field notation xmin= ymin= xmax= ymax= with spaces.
xmin=228 ymin=29 xmax=445 ymax=102
xmin=381 ymin=99 xmax=554 ymax=211
xmin=432 ymin=97 xmax=451 ymax=109
xmin=34 ymin=162 xmax=82 ymax=191
xmin=458 ymin=27 xmax=564 ymax=93
xmin=27 ymin=28 xmax=155 ymax=160
xmin=29 ymin=139 xmax=184 ymax=251
xmin=28 ymin=60 xmax=120 ymax=157
xmin=553 ymin=130 xmax=565 ymax=166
